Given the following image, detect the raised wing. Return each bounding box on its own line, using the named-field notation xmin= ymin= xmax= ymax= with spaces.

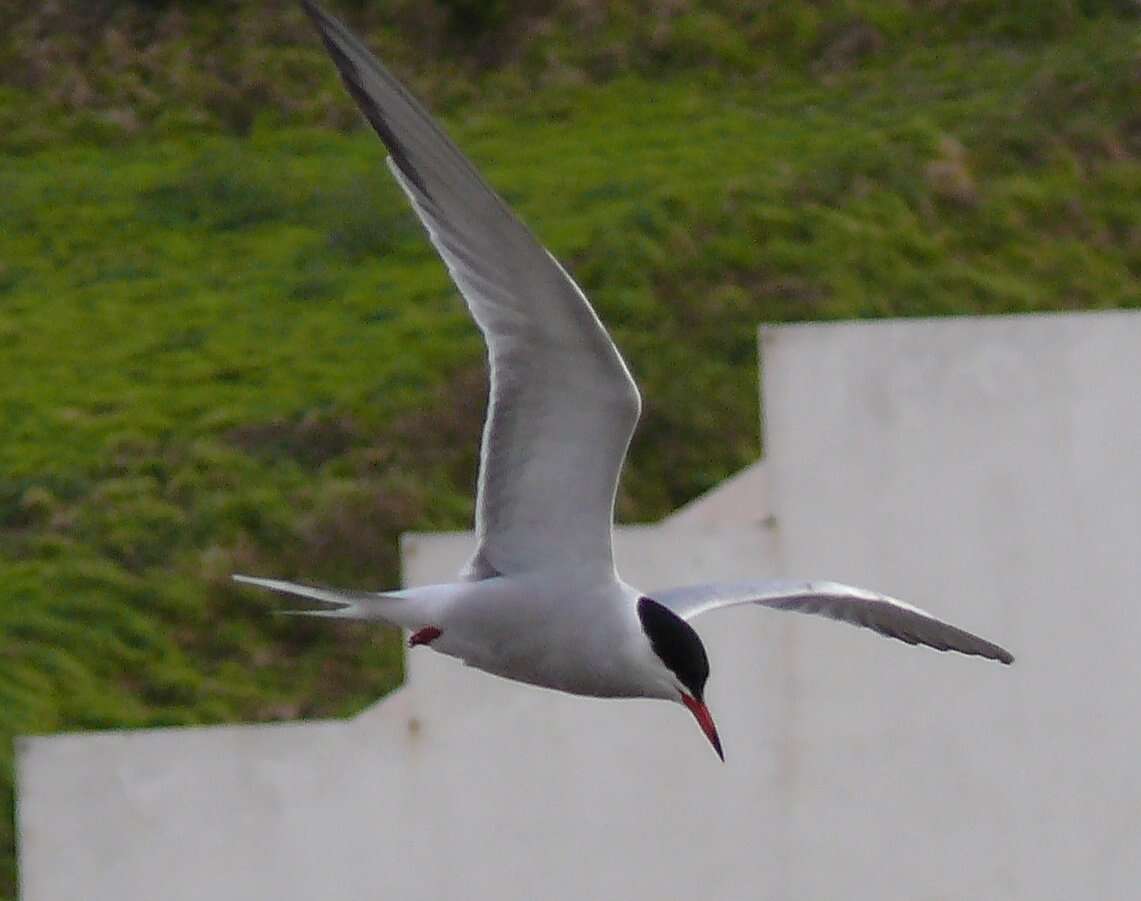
xmin=303 ymin=2 xmax=642 ymax=579
xmin=652 ymin=579 xmax=1014 ymax=664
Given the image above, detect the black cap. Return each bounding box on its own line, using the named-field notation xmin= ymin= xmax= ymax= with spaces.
xmin=637 ymin=596 xmax=710 ymax=701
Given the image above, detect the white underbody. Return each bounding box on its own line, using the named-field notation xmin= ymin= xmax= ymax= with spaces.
xmin=386 ymin=574 xmax=674 ymax=700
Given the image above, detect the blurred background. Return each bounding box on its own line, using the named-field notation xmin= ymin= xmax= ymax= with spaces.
xmin=0 ymin=0 xmax=1137 ymax=895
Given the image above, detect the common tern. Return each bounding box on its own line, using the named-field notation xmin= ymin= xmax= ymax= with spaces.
xmin=234 ymin=0 xmax=1014 ymax=762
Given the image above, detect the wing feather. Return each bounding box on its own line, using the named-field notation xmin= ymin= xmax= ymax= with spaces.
xmin=303 ymin=2 xmax=641 ymax=579
xmin=652 ymin=579 xmax=1014 ymax=664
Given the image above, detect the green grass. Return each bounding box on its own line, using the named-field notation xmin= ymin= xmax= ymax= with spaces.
xmin=1 ymin=4 xmax=1139 ymax=895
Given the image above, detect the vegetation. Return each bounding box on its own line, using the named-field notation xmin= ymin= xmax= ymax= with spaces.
xmin=1 ymin=0 xmax=1137 ymax=894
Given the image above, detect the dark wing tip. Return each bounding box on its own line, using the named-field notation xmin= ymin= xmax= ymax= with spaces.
xmin=301 ymin=0 xmax=432 ymax=199
xmin=947 ymin=636 xmax=1015 ymax=666
xmin=872 ymin=618 xmax=1014 ymax=665
xmin=955 ymin=630 xmax=1014 ymax=666
xmin=942 ymin=637 xmax=1015 ymax=666
xmin=300 ymin=0 xmax=338 ymax=38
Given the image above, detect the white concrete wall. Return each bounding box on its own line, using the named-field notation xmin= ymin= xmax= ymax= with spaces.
xmin=17 ymin=310 xmax=1141 ymax=900
xmin=756 ymin=312 xmax=1141 ymax=900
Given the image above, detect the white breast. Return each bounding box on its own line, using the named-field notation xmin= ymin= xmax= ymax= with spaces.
xmin=430 ymin=574 xmax=654 ymax=698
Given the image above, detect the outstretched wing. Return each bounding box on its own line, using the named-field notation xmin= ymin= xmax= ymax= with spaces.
xmin=303 ymin=2 xmax=641 ymax=580
xmin=652 ymin=579 xmax=1014 ymax=664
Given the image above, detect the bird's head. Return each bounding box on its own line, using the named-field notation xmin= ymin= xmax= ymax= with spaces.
xmin=637 ymin=596 xmax=723 ymax=761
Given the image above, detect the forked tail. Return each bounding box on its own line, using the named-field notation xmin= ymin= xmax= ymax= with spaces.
xmin=231 ymin=574 xmax=426 ymax=628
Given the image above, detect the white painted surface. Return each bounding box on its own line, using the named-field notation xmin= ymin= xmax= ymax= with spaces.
xmin=758 ymin=313 xmax=1141 ymax=900
xmin=17 ymin=311 xmax=1141 ymax=900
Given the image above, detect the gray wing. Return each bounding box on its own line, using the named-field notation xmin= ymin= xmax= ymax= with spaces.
xmin=303 ymin=3 xmax=641 ymax=579
xmin=653 ymin=579 xmax=1014 ymax=664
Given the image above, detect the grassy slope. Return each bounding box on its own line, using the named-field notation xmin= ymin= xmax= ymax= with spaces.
xmin=1 ymin=3 xmax=1138 ymax=894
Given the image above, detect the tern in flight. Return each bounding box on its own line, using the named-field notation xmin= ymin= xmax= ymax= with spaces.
xmin=235 ymin=0 xmax=1014 ymax=761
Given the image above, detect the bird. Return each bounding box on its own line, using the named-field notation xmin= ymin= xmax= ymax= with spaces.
xmin=233 ymin=0 xmax=1014 ymax=762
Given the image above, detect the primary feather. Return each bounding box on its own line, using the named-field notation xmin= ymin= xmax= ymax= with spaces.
xmin=652 ymin=579 xmax=1014 ymax=664
xmin=301 ymin=0 xmax=640 ymax=582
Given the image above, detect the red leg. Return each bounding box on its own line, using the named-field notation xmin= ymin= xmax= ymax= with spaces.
xmin=408 ymin=625 xmax=442 ymax=648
